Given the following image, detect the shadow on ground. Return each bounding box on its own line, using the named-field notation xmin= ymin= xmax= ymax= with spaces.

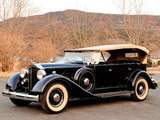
xmin=22 ymin=95 xmax=132 ymax=113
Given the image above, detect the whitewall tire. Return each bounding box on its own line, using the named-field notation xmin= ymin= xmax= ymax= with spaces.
xmin=40 ymin=83 xmax=68 ymax=113
xmin=131 ymin=77 xmax=149 ymax=101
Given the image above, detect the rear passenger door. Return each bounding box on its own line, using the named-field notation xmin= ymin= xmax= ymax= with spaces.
xmin=114 ymin=63 xmax=133 ymax=85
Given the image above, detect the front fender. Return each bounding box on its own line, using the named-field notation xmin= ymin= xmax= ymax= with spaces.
xmin=6 ymin=72 xmax=20 ymax=91
xmin=31 ymin=74 xmax=97 ymax=98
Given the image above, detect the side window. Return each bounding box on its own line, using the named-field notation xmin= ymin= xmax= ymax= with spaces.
xmin=125 ymin=53 xmax=139 ymax=58
xmin=100 ymin=52 xmax=110 ymax=61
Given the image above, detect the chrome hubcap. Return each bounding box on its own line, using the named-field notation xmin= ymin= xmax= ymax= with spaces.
xmin=53 ymin=94 xmax=60 ymax=102
xmin=137 ymin=82 xmax=146 ymax=96
xmin=139 ymin=86 xmax=144 ymax=93
xmin=49 ymin=88 xmax=64 ymax=107
xmin=84 ymin=78 xmax=90 ymax=86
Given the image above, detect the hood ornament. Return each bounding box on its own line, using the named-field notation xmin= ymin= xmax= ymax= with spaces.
xmin=29 ymin=60 xmax=35 ymax=64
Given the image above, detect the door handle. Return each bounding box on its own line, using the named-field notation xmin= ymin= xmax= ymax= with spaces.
xmin=128 ymin=68 xmax=132 ymax=70
xmin=109 ymin=69 xmax=112 ymax=71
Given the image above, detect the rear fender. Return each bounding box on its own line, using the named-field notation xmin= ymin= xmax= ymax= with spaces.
xmin=131 ymin=70 xmax=157 ymax=89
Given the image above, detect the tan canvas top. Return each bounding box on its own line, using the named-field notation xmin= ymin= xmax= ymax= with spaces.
xmin=65 ymin=44 xmax=149 ymax=54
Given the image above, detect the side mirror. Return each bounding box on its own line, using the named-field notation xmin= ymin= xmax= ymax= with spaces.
xmin=50 ymin=57 xmax=53 ymax=63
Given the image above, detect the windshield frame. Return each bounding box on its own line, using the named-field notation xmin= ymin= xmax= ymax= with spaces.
xmin=56 ymin=51 xmax=101 ymax=64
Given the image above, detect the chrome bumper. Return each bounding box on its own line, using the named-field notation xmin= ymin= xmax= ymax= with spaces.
xmin=2 ymin=90 xmax=39 ymax=102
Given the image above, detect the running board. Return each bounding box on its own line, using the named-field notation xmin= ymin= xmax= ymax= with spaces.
xmin=95 ymin=91 xmax=134 ymax=98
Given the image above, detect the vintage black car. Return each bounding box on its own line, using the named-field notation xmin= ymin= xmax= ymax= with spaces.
xmin=2 ymin=44 xmax=157 ymax=113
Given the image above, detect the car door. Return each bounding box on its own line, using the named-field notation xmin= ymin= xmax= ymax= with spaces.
xmin=114 ymin=63 xmax=132 ymax=85
xmin=93 ymin=63 xmax=117 ymax=88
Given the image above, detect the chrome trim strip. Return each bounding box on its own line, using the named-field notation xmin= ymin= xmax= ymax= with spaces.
xmin=2 ymin=90 xmax=39 ymax=102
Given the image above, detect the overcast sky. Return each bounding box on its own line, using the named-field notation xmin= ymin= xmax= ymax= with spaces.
xmin=34 ymin=0 xmax=160 ymax=15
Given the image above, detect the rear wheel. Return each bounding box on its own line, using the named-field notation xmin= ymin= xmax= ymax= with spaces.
xmin=40 ymin=83 xmax=68 ymax=113
xmin=131 ymin=77 xmax=149 ymax=101
xmin=10 ymin=98 xmax=31 ymax=106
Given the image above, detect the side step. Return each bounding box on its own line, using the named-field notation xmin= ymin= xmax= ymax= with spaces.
xmin=95 ymin=91 xmax=134 ymax=98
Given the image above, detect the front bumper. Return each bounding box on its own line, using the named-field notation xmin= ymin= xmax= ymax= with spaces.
xmin=2 ymin=90 xmax=39 ymax=102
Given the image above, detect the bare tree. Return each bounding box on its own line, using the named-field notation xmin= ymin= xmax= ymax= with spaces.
xmin=100 ymin=14 xmax=120 ymax=42
xmin=42 ymin=13 xmax=72 ymax=52
xmin=27 ymin=40 xmax=58 ymax=63
xmin=0 ymin=0 xmax=38 ymax=71
xmin=65 ymin=10 xmax=102 ymax=48
xmin=114 ymin=0 xmax=158 ymax=47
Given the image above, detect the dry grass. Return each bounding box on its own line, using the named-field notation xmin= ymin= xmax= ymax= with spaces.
xmin=0 ymin=71 xmax=18 ymax=79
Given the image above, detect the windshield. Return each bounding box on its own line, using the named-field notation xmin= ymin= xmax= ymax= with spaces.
xmin=57 ymin=52 xmax=93 ymax=63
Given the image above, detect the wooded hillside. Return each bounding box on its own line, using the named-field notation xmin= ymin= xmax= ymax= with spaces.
xmin=1 ymin=9 xmax=160 ymax=71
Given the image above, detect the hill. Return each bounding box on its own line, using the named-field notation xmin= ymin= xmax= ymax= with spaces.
xmin=1 ymin=9 xmax=160 ymax=71
xmin=26 ymin=9 xmax=160 ymax=29
xmin=2 ymin=9 xmax=160 ymax=55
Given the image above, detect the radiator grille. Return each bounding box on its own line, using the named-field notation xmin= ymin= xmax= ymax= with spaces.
xmin=29 ymin=67 xmax=39 ymax=92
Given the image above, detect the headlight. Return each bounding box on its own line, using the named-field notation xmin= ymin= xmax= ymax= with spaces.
xmin=37 ymin=70 xmax=46 ymax=80
xmin=20 ymin=69 xmax=28 ymax=78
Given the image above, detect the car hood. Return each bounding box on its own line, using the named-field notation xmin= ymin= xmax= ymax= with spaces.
xmin=32 ymin=62 xmax=84 ymax=69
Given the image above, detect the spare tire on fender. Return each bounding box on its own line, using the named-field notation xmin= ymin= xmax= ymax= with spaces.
xmin=74 ymin=67 xmax=96 ymax=93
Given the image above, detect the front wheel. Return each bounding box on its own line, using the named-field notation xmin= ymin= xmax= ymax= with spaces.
xmin=40 ymin=83 xmax=68 ymax=113
xmin=10 ymin=98 xmax=31 ymax=106
xmin=131 ymin=77 xmax=149 ymax=101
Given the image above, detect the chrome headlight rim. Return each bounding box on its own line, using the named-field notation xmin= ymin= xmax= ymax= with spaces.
xmin=20 ymin=69 xmax=28 ymax=78
xmin=37 ymin=70 xmax=46 ymax=80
